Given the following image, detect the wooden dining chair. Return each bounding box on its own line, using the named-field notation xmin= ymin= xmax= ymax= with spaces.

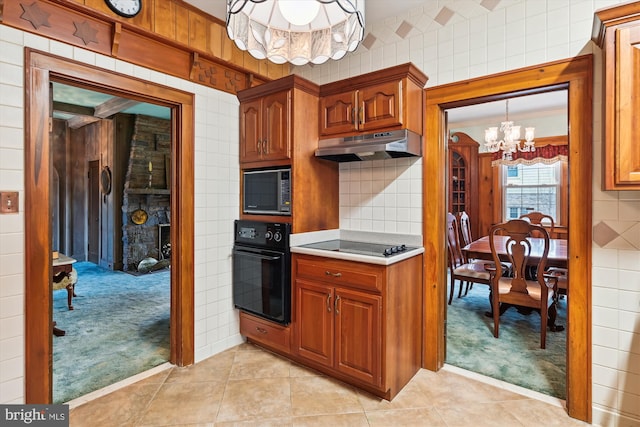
xmin=488 ymin=219 xmax=560 ymax=349
xmin=519 ymin=211 xmax=567 ymax=293
xmin=458 ymin=211 xmax=508 ymax=297
xmin=519 ymin=211 xmax=555 ymax=236
xmin=446 ymin=213 xmax=492 ymax=305
xmin=458 ymin=211 xmax=473 ymax=247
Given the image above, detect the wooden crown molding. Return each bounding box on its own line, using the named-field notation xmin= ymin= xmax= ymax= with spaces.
xmin=2 ymin=0 xmax=278 ymax=95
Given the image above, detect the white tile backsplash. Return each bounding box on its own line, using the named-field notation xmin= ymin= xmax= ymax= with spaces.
xmin=299 ymin=2 xmax=636 ymax=423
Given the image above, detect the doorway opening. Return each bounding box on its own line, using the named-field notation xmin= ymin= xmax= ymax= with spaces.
xmin=422 ymin=55 xmax=593 ymax=422
xmin=50 ymin=81 xmax=174 ymax=402
xmin=25 ymin=49 xmax=195 ymax=404
xmin=443 ymin=90 xmax=569 ymax=399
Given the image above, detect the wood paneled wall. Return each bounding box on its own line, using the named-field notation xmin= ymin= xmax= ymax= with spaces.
xmin=1 ymin=0 xmax=289 ymax=95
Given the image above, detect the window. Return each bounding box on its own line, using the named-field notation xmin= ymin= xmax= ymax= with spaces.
xmin=502 ymin=163 xmax=560 ymax=221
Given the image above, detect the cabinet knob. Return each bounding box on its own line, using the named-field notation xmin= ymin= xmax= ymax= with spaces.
xmin=334 ymin=295 xmax=340 ymax=314
xmin=256 ymin=140 xmax=262 ymax=154
xmin=325 ymin=271 xmax=342 ymax=278
xmin=326 ymin=293 xmax=332 ymax=312
xmin=262 ymin=139 xmax=268 ymax=154
xmin=256 ymin=327 xmax=267 ymax=334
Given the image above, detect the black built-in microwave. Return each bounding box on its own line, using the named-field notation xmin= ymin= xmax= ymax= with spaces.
xmin=243 ymin=168 xmax=291 ymax=215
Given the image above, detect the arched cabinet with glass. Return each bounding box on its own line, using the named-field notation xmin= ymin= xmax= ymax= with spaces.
xmin=447 ymin=132 xmax=479 ymax=239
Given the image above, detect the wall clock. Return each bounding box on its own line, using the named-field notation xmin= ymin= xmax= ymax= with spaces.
xmin=104 ymin=0 xmax=141 ymax=18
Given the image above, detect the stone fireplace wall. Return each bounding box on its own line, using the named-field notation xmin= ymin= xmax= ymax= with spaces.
xmin=122 ymin=115 xmax=171 ymax=271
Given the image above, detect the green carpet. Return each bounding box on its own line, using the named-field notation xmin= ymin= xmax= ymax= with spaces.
xmin=446 ymin=283 xmax=566 ymax=399
xmin=52 ymin=261 xmax=170 ymax=404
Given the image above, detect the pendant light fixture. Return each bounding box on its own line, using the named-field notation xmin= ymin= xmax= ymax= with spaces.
xmin=226 ymin=0 xmax=365 ymax=66
xmin=484 ymin=99 xmax=535 ymax=161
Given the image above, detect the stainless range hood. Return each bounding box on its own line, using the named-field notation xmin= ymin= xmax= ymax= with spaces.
xmin=315 ymin=129 xmax=422 ymax=162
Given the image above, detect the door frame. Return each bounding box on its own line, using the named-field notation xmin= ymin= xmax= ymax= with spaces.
xmin=88 ymin=159 xmax=100 ymax=264
xmin=422 ymin=55 xmax=593 ymax=422
xmin=25 ymin=49 xmax=195 ymax=403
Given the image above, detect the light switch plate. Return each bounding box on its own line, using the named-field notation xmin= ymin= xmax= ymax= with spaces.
xmin=0 ymin=192 xmax=19 ymax=214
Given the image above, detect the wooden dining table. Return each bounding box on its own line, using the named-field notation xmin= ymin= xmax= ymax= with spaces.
xmin=461 ymin=235 xmax=568 ymax=332
xmin=462 ymin=235 xmax=568 ymax=269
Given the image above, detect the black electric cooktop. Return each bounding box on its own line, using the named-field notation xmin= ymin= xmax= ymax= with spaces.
xmin=300 ymin=240 xmax=418 ymax=258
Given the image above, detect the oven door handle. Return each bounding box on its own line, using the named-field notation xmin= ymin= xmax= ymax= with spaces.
xmin=234 ymin=249 xmax=282 ymax=261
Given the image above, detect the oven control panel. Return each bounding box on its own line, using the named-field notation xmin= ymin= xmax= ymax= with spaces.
xmin=234 ymin=220 xmax=290 ymax=250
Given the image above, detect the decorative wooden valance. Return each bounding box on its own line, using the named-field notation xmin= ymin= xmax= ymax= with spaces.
xmin=0 ymin=0 xmax=289 ymax=95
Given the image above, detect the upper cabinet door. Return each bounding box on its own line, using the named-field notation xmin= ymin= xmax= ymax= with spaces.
xmin=239 ymin=99 xmax=262 ymax=163
xmin=594 ymin=3 xmax=640 ymax=190
xmin=239 ymin=90 xmax=291 ymax=164
xmin=262 ymin=90 xmax=291 ymax=162
xmin=319 ymin=91 xmax=358 ymax=136
xmin=613 ymin=25 xmax=640 ymax=187
xmin=358 ymin=81 xmax=403 ymax=133
xmin=318 ymin=63 xmax=426 ymax=138
xmin=319 ymin=82 xmax=402 ymax=136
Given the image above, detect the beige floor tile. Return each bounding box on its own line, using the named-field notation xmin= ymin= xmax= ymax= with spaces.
xmin=365 ymin=407 xmax=448 ymax=426
xmin=216 ymin=377 xmax=293 ymax=422
xmin=136 ymin=381 xmax=225 ymax=426
xmin=165 ymin=350 xmax=235 ymax=384
xmin=412 ymin=369 xmax=526 ymax=407
xmin=236 ymin=342 xmax=264 ymax=352
xmin=228 ymin=348 xmax=292 ymax=380
xmin=135 ymin=368 xmax=172 ymax=385
xmin=436 ymin=401 xmax=525 ymax=426
xmin=66 ymin=344 xmax=585 ymax=427
xmin=290 ymin=375 xmax=363 ymax=417
xmin=356 ymin=371 xmax=432 ymax=411
xmin=289 ymin=361 xmax=324 ymax=378
xmin=216 ymin=417 xmax=293 ymax=426
xmin=501 ymin=399 xmax=591 ymax=426
xmin=69 ymin=382 xmax=160 ymax=427
xmin=293 ymin=412 xmax=370 ymax=426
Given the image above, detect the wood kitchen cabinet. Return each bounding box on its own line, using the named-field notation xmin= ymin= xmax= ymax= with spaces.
xmin=291 ymin=253 xmax=423 ymax=400
xmin=236 ymin=75 xmax=339 ymax=233
xmin=239 ymin=90 xmax=290 ymax=164
xmin=296 ymin=279 xmax=382 ymax=386
xmin=448 ymin=132 xmax=479 ymax=238
xmin=319 ymin=63 xmax=427 ymax=138
xmin=593 ymin=2 xmax=640 ymax=190
xmin=239 ymin=311 xmax=291 ymax=355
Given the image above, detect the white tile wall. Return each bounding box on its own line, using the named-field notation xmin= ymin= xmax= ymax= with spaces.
xmin=2 ymin=1 xmax=640 ymax=424
xmin=297 ymin=1 xmax=639 ymax=425
xmin=0 ymin=26 xmax=241 ymax=404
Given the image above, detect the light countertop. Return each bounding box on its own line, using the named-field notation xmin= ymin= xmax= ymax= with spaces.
xmin=290 ymin=229 xmax=424 ymax=266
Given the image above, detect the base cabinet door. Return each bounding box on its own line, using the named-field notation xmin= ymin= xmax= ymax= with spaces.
xmin=294 ymin=278 xmax=382 ymax=388
xmin=334 ymin=288 xmax=382 ymax=387
xmin=295 ymin=279 xmax=334 ymax=368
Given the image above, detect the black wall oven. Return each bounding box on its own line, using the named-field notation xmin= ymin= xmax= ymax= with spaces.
xmin=232 ymin=220 xmax=291 ymax=325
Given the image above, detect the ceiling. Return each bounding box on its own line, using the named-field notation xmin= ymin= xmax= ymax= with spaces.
xmin=186 ymin=1 xmax=567 ymax=125
xmin=52 ymin=1 xmax=566 ymax=127
xmin=185 ymin=0 xmax=428 ymax=26
xmin=52 ymin=82 xmax=170 ymax=128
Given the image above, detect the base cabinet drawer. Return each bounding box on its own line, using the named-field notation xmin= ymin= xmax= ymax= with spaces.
xmin=294 ymin=256 xmax=383 ymax=292
xmin=240 ymin=312 xmax=291 ymax=354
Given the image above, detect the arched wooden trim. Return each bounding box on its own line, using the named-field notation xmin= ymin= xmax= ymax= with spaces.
xmin=25 ymin=49 xmax=195 ymax=403
xmin=423 ymin=55 xmax=592 ymax=422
